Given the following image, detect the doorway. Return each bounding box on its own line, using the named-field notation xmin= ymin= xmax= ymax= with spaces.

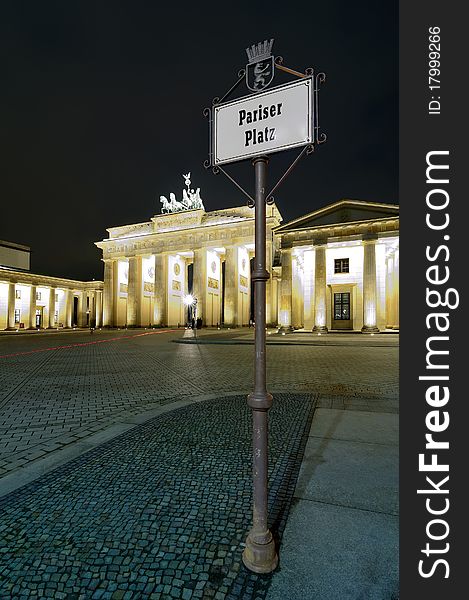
xmin=332 ymin=292 xmax=353 ymax=330
xmin=35 ymin=308 xmax=43 ymax=328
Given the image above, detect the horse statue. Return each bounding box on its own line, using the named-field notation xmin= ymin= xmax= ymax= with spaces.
xmin=169 ymin=192 xmax=184 ymax=212
xmin=189 ymin=188 xmax=204 ymax=210
xmin=160 ymin=195 xmax=171 ymax=213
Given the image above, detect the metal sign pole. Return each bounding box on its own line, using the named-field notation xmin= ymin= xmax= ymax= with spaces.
xmin=204 ymin=39 xmax=326 ymax=574
xmin=242 ymin=156 xmax=278 ymax=573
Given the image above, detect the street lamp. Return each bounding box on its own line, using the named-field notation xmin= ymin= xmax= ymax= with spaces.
xmin=183 ymin=294 xmax=198 ymax=335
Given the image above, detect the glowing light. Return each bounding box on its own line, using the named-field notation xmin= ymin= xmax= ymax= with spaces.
xmin=183 ymin=294 xmax=195 ymax=306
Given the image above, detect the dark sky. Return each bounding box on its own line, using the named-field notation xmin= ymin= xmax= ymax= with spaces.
xmin=1 ymin=2 xmax=397 ymax=281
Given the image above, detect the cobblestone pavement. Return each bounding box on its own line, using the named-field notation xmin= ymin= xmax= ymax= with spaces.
xmin=0 ymin=394 xmax=315 ymax=599
xmin=0 ymin=329 xmax=398 ymax=599
xmin=0 ymin=329 xmax=398 ymax=478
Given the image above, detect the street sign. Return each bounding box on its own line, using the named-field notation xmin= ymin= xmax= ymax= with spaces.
xmin=213 ymin=78 xmax=313 ymax=166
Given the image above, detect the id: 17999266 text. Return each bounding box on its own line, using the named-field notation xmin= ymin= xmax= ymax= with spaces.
xmin=428 ymin=26 xmax=441 ymax=115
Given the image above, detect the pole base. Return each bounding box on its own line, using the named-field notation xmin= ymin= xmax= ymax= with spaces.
xmin=361 ymin=325 xmax=380 ymax=333
xmin=312 ymin=325 xmax=328 ymax=333
xmin=242 ymin=532 xmax=278 ymax=574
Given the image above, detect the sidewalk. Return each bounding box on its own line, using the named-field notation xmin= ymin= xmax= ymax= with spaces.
xmin=267 ymin=408 xmax=399 ymax=599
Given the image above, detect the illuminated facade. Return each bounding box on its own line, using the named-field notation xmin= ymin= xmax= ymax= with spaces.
xmin=275 ymin=200 xmax=399 ymax=332
xmin=96 ymin=199 xmax=399 ymax=332
xmin=95 ymin=205 xmax=281 ymax=328
xmin=0 ymin=243 xmax=103 ymax=330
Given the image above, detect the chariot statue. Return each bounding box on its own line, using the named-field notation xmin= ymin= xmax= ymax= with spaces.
xmin=159 ymin=172 xmax=204 ymax=214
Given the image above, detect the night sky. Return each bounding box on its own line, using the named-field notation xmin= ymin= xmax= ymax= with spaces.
xmin=1 ymin=2 xmax=397 ymax=281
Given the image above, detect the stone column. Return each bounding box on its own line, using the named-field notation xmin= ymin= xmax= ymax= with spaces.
xmin=362 ymin=235 xmax=380 ymax=333
xmin=103 ymin=259 xmax=114 ymax=327
xmin=153 ymin=253 xmax=168 ymax=326
xmin=303 ymin=250 xmax=315 ymax=330
xmin=88 ymin=291 xmax=96 ymax=327
xmin=271 ymin=273 xmax=279 ymax=328
xmin=193 ymin=248 xmax=206 ymax=325
xmin=278 ymin=248 xmax=293 ymax=331
xmin=65 ymin=290 xmax=73 ymax=328
xmin=96 ymin=290 xmax=103 ymax=327
xmin=385 ymin=256 xmax=393 ymax=329
xmin=291 ymin=252 xmax=304 ymax=329
xmin=224 ymin=245 xmax=238 ymax=327
xmin=265 ymin=241 xmax=273 ymax=326
xmin=78 ymin=291 xmax=87 ymax=327
xmin=127 ymin=256 xmax=142 ymax=327
xmin=393 ymin=249 xmax=399 ymax=329
xmin=48 ymin=287 xmax=56 ymax=328
xmin=28 ymin=285 xmax=37 ymax=329
xmin=313 ymin=241 xmax=328 ymax=333
xmin=6 ymin=283 xmax=16 ymax=330
xmin=112 ymin=261 xmax=119 ymax=326
xmin=386 ymin=253 xmax=399 ymax=330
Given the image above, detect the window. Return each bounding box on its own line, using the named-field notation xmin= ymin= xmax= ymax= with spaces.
xmin=334 ymin=293 xmax=350 ymax=320
xmin=55 ymin=293 xmax=59 ymax=302
xmin=14 ymin=309 xmax=21 ymax=324
xmin=15 ymin=290 xmax=21 ymax=299
xmin=36 ymin=291 xmax=41 ymax=301
xmin=334 ymin=258 xmax=349 ymax=274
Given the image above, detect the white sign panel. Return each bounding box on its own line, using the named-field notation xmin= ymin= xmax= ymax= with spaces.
xmin=213 ymin=78 xmax=313 ymax=165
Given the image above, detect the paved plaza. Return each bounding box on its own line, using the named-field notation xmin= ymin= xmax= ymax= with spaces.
xmin=0 ymin=329 xmax=399 ymax=599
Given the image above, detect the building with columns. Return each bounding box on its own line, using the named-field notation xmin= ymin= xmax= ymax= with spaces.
xmin=275 ymin=199 xmax=399 ymax=332
xmin=96 ymin=205 xmax=281 ymax=329
xmin=0 ymin=241 xmax=103 ymax=331
xmin=95 ymin=198 xmax=399 ymax=332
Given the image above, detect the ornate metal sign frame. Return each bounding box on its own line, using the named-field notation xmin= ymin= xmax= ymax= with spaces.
xmin=203 ymin=47 xmax=326 ymax=206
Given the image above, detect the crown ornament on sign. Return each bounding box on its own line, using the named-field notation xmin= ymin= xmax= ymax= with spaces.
xmin=245 ymin=39 xmax=274 ymax=63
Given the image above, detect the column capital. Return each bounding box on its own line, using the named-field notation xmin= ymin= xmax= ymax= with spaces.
xmin=362 ymin=233 xmax=379 ymax=244
xmin=313 ymin=237 xmax=328 ymax=247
